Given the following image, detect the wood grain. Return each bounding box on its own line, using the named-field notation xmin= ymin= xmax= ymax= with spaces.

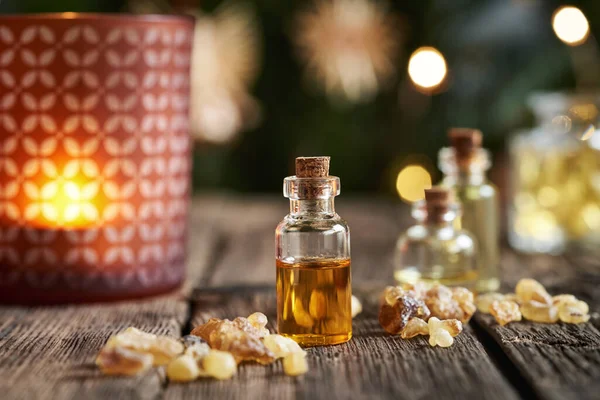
xmin=0 ymin=296 xmax=185 ymax=400
xmin=2 ymin=195 xmax=600 ymax=400
xmin=180 ymin=197 xmax=519 ymax=399
xmin=166 ymin=287 xmax=520 ymax=400
xmin=473 ymin=248 xmax=600 ymax=400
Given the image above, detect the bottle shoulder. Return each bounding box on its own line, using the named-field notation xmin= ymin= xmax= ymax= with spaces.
xmin=398 ymin=225 xmax=476 ymax=252
xmin=276 ymin=213 xmax=349 ymax=234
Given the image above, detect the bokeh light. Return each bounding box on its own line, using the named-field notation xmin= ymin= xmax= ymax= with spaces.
xmin=552 ymin=6 xmax=590 ymax=46
xmin=396 ymin=165 xmax=432 ymax=202
xmin=408 ymin=47 xmax=447 ymax=90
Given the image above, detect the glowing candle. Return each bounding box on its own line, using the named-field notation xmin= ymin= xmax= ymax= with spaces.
xmin=0 ymin=14 xmax=194 ymax=304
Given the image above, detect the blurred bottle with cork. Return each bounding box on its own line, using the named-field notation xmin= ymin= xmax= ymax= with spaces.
xmin=438 ymin=128 xmax=501 ymax=293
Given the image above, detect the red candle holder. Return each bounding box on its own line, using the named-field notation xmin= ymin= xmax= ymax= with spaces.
xmin=0 ymin=13 xmax=194 ymax=304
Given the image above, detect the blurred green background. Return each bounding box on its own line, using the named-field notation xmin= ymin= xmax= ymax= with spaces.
xmin=1 ymin=0 xmax=597 ymax=196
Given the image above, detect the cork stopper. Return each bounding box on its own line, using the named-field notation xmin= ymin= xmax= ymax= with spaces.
xmin=424 ymin=187 xmax=450 ymax=205
xmin=424 ymin=187 xmax=452 ymax=223
xmin=448 ymin=128 xmax=482 ymax=164
xmin=295 ymin=156 xmax=330 ymax=178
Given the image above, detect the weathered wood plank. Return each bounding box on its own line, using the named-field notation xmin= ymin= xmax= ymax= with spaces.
xmin=3 ymin=195 xmax=599 ymax=400
xmin=179 ymin=197 xmax=520 ymax=400
xmin=164 ymin=287 xmax=520 ymax=400
xmin=0 ymin=296 xmax=185 ymax=400
xmin=473 ymin=248 xmax=600 ymax=400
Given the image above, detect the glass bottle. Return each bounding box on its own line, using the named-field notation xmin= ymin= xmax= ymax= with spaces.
xmin=438 ymin=129 xmax=500 ymax=292
xmin=276 ymin=157 xmax=352 ymax=346
xmin=509 ymin=92 xmax=600 ymax=254
xmin=394 ymin=187 xmax=479 ymax=289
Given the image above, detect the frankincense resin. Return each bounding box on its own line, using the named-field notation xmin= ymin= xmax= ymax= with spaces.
xmin=276 ymin=258 xmax=352 ymax=346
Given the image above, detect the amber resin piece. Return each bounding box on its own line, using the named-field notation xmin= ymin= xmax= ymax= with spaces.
xmin=167 ymin=355 xmax=201 ymax=382
xmin=401 ymin=282 xmax=431 ymax=299
xmin=382 ymin=286 xmax=405 ymax=306
xmin=178 ymin=334 xmax=211 ymax=376
xmin=552 ymin=295 xmax=590 ymax=324
xmin=105 ymin=327 xmax=184 ymax=366
xmin=184 ymin=342 xmax=211 ymax=362
xmin=490 ymin=300 xmax=522 ymax=326
xmin=475 ymin=292 xmax=505 ymax=314
xmin=379 ymin=295 xmax=430 ymax=334
xmin=203 ymin=350 xmax=237 ymax=380
xmin=558 ymin=305 xmax=590 ymax=324
xmin=400 ymin=317 xmax=429 ymax=339
xmin=247 ymin=312 xmax=271 ymax=337
xmin=520 ymin=300 xmax=559 ymax=323
xmin=233 ymin=316 xmax=270 ymax=339
xmin=552 ymin=294 xmax=578 ymax=308
xmin=264 ymin=334 xmax=305 ymax=359
xmin=440 ymin=319 xmax=463 ymax=337
xmin=424 ymin=285 xmax=475 ymax=324
xmin=427 ymin=317 xmax=462 ymax=348
xmin=283 ymin=352 xmax=309 ymax=376
xmin=515 ymin=278 xmax=552 ymax=305
xmin=429 ymin=329 xmax=453 ymax=348
xmin=96 ymin=346 xmax=153 ymax=376
xmin=503 ymin=293 xmax=521 ymax=305
xmin=451 ymin=287 xmax=474 ymax=304
xmin=191 ymin=317 xmax=276 ymax=364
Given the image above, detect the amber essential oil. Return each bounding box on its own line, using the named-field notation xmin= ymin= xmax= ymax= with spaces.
xmin=276 ymin=156 xmax=352 ymax=346
xmin=276 ymin=258 xmax=352 ymax=346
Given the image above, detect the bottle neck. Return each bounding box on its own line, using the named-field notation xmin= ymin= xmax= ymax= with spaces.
xmin=443 ymin=170 xmax=486 ymax=186
xmin=412 ymin=200 xmax=459 ymax=229
xmin=438 ymin=147 xmax=490 ymax=186
xmin=423 ymin=211 xmax=457 ymax=230
xmin=290 ymin=198 xmax=335 ymax=217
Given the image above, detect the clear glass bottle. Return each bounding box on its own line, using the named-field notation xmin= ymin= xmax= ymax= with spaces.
xmin=509 ymin=92 xmax=600 ymax=254
xmin=394 ymin=187 xmax=479 ymax=289
xmin=276 ymin=157 xmax=352 ymax=347
xmin=439 ymin=129 xmax=500 ymax=292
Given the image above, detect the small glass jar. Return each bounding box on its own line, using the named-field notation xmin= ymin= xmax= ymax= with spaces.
xmin=394 ymin=188 xmax=478 ymax=289
xmin=275 ymin=157 xmax=352 ymax=346
xmin=509 ymin=92 xmax=600 ymax=254
xmin=438 ymin=132 xmax=500 ymax=292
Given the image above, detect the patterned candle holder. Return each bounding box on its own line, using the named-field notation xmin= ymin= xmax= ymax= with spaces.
xmin=0 ymin=14 xmax=194 ymax=304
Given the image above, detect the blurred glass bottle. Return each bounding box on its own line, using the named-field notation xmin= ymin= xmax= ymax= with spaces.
xmin=439 ymin=129 xmax=500 ymax=292
xmin=509 ymin=93 xmax=600 ymax=254
xmin=394 ymin=187 xmax=478 ymax=289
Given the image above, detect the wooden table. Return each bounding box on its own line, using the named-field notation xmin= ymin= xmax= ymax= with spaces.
xmin=1 ymin=195 xmax=599 ymax=400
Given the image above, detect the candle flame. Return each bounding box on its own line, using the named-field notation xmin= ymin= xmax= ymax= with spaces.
xmin=26 ymin=176 xmax=100 ymax=229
